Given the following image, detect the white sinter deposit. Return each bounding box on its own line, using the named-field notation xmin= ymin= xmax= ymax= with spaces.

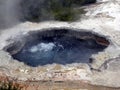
xmin=0 ymin=0 xmax=120 ymax=87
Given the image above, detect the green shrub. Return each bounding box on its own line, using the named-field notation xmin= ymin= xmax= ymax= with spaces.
xmin=20 ymin=0 xmax=95 ymax=22
xmin=0 ymin=81 xmax=22 ymax=90
xmin=48 ymin=0 xmax=86 ymax=21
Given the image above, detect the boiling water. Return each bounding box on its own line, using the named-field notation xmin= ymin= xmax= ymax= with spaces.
xmin=12 ymin=34 xmax=106 ymax=67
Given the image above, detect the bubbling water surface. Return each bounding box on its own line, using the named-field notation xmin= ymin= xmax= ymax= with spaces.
xmin=11 ymin=29 xmax=108 ymax=67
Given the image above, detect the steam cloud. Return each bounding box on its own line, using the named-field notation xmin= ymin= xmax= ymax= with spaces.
xmin=0 ymin=0 xmax=21 ymax=29
xmin=0 ymin=0 xmax=96 ymax=29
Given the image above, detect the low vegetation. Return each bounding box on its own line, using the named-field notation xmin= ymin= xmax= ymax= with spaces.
xmin=20 ymin=0 xmax=96 ymax=22
xmin=0 ymin=81 xmax=22 ymax=90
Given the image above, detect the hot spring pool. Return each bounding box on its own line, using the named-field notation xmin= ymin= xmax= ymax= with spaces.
xmin=5 ymin=29 xmax=109 ymax=67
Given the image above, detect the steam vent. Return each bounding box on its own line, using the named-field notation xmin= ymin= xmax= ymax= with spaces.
xmin=1 ymin=0 xmax=120 ymax=90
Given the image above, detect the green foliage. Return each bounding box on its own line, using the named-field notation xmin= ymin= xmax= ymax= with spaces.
xmin=0 ymin=81 xmax=22 ymax=90
xmin=51 ymin=7 xmax=85 ymax=21
xmin=51 ymin=7 xmax=73 ymax=21
xmin=48 ymin=0 xmax=86 ymax=21
xmin=20 ymin=0 xmax=95 ymax=22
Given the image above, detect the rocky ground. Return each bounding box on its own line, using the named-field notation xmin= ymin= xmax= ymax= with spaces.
xmin=0 ymin=0 xmax=120 ymax=89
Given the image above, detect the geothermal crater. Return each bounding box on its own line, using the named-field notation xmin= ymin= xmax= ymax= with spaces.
xmin=4 ymin=29 xmax=109 ymax=67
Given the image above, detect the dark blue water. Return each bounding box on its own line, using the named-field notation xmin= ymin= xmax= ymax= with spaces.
xmin=12 ymin=34 xmax=106 ymax=67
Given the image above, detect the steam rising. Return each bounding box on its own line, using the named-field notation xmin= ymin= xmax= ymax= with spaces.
xmin=0 ymin=0 xmax=96 ymax=29
xmin=0 ymin=0 xmax=21 ymax=29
